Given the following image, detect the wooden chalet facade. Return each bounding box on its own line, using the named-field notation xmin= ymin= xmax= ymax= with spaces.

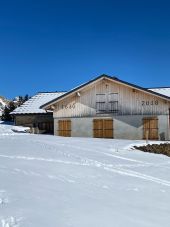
xmin=41 ymin=75 xmax=170 ymax=140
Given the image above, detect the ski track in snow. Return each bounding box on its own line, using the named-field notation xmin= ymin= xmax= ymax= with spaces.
xmin=0 ymin=153 xmax=170 ymax=187
xmin=1 ymin=126 xmax=170 ymax=227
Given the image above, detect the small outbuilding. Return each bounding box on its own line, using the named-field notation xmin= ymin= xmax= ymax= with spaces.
xmin=11 ymin=92 xmax=65 ymax=134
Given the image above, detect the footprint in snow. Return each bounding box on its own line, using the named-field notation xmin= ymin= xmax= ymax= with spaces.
xmin=102 ymin=185 xmax=109 ymax=189
xmin=0 ymin=191 xmax=9 ymax=206
xmin=1 ymin=216 xmax=22 ymax=227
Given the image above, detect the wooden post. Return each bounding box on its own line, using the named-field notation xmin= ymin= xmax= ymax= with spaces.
xmin=146 ymin=130 xmax=149 ymax=144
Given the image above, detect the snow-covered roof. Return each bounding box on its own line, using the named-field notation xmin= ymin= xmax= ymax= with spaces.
xmin=148 ymin=88 xmax=170 ymax=98
xmin=11 ymin=92 xmax=65 ymax=115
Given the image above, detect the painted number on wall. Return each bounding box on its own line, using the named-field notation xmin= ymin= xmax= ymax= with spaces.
xmin=142 ymin=100 xmax=158 ymax=106
xmin=61 ymin=103 xmax=76 ymax=109
xmin=56 ymin=102 xmax=76 ymax=110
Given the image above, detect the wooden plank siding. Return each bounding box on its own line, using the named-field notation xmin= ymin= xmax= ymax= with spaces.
xmin=143 ymin=117 xmax=158 ymax=140
xmin=93 ymin=119 xmax=103 ymax=138
xmin=53 ymin=78 xmax=170 ymax=118
xmin=58 ymin=120 xmax=71 ymax=137
xmin=93 ymin=119 xmax=113 ymax=138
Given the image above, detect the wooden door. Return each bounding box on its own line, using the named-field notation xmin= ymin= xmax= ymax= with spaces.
xmin=93 ymin=119 xmax=104 ymax=138
xmin=58 ymin=120 xmax=71 ymax=137
xmin=103 ymin=119 xmax=113 ymax=138
xmin=143 ymin=117 xmax=158 ymax=140
xmin=93 ymin=119 xmax=113 ymax=139
xmin=38 ymin=122 xmax=54 ymax=134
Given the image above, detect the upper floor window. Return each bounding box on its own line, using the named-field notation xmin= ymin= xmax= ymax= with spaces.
xmin=108 ymin=93 xmax=118 ymax=113
xmin=96 ymin=94 xmax=106 ymax=112
xmin=96 ymin=93 xmax=118 ymax=113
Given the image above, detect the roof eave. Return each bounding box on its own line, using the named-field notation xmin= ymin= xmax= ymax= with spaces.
xmin=10 ymin=112 xmax=53 ymax=115
xmin=41 ymin=75 xmax=106 ymax=109
xmin=41 ymin=74 xmax=170 ymax=109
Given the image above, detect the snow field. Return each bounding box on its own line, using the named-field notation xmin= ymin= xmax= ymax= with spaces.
xmin=0 ymin=123 xmax=170 ymax=227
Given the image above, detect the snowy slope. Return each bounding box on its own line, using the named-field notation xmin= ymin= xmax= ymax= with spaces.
xmin=0 ymin=123 xmax=170 ymax=227
xmin=0 ymin=97 xmax=7 ymax=117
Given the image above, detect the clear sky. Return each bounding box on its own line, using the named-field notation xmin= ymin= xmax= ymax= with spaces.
xmin=0 ymin=0 xmax=170 ymax=99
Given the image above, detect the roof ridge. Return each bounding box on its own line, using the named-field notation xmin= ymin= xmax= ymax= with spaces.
xmin=148 ymin=87 xmax=170 ymax=89
xmin=37 ymin=91 xmax=66 ymax=94
xmin=41 ymin=74 xmax=170 ymax=109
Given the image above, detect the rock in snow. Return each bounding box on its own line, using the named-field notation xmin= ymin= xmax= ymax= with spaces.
xmin=0 ymin=123 xmax=170 ymax=227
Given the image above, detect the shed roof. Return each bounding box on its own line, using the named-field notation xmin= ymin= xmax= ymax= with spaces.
xmin=11 ymin=92 xmax=65 ymax=115
xmin=148 ymin=88 xmax=170 ymax=98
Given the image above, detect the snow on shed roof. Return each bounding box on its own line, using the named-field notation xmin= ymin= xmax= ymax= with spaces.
xmin=148 ymin=88 xmax=170 ymax=98
xmin=11 ymin=92 xmax=65 ymax=115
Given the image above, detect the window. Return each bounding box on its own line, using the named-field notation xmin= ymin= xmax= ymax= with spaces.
xmin=96 ymin=94 xmax=106 ymax=113
xmin=108 ymin=93 xmax=118 ymax=113
xmin=109 ymin=101 xmax=118 ymax=113
xmin=96 ymin=93 xmax=119 ymax=113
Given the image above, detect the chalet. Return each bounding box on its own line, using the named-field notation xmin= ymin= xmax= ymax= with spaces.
xmin=41 ymin=75 xmax=170 ymax=140
xmin=11 ymin=92 xmax=65 ymax=134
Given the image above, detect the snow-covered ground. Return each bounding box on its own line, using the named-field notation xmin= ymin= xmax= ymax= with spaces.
xmin=0 ymin=123 xmax=170 ymax=227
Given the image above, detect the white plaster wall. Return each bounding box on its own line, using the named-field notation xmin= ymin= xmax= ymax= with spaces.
xmin=113 ymin=116 xmax=143 ymax=140
xmin=158 ymin=115 xmax=169 ymax=140
xmin=54 ymin=115 xmax=170 ymax=140
xmin=71 ymin=118 xmax=93 ymax=137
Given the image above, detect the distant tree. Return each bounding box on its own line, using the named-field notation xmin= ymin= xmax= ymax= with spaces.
xmin=1 ymin=94 xmax=30 ymax=121
xmin=24 ymin=94 xmax=29 ymax=102
xmin=15 ymin=94 xmax=30 ymax=107
xmin=18 ymin=96 xmax=24 ymax=107
xmin=1 ymin=101 xmax=16 ymax=122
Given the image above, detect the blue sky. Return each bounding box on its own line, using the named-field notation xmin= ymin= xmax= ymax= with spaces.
xmin=0 ymin=0 xmax=170 ymax=99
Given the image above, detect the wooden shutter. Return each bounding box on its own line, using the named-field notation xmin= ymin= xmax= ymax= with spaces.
xmin=93 ymin=119 xmax=103 ymax=138
xmin=58 ymin=120 xmax=71 ymax=137
xmin=143 ymin=117 xmax=158 ymax=140
xmin=103 ymin=119 xmax=113 ymax=138
xmin=93 ymin=119 xmax=113 ymax=139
